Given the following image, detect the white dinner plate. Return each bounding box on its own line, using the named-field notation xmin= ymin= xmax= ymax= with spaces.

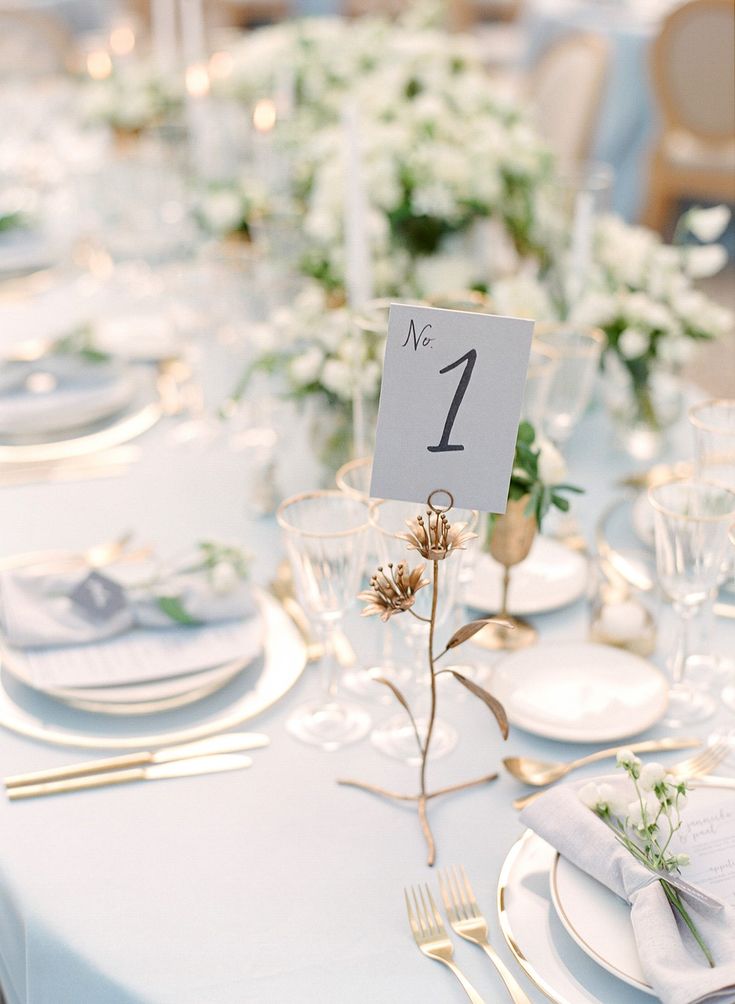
xmin=550 ymin=783 xmax=735 ymax=995
xmin=464 ymin=537 xmax=588 ymax=615
xmin=497 ymin=830 xmax=654 ymax=1004
xmin=490 ymin=641 xmax=668 ymax=742
xmin=0 ymin=365 xmax=161 ymax=462
xmin=0 ymin=589 xmax=306 ymax=749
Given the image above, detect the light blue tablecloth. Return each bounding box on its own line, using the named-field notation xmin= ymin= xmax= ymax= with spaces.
xmin=0 ymin=341 xmax=732 ymax=1002
xmin=524 ymin=0 xmax=668 ymax=222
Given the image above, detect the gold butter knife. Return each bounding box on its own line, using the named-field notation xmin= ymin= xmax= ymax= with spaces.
xmin=8 ymin=752 xmax=252 ymax=800
xmin=5 ymin=732 xmax=269 ymax=789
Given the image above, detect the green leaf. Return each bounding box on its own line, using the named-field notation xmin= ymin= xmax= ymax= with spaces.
xmin=156 ymin=596 xmax=201 ymax=625
xmin=517 ymin=421 xmax=535 ymax=445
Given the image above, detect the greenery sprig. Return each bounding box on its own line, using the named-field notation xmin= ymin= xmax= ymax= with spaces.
xmin=579 ymin=751 xmax=714 ymax=968
xmin=498 ymin=421 xmax=583 ymax=530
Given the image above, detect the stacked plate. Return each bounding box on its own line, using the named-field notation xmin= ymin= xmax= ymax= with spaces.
xmin=0 ymin=349 xmax=162 ymax=462
xmin=0 ymin=550 xmax=307 ymax=750
xmin=498 ymin=782 xmax=735 ymax=1002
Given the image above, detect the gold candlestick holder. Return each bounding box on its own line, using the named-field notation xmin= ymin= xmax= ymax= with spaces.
xmin=338 ymin=490 xmax=511 ymax=866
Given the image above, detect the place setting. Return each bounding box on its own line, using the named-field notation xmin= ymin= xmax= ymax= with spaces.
xmin=0 ymin=536 xmax=307 ymax=752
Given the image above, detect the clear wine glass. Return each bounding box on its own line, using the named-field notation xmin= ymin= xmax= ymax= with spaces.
xmin=520 ymin=342 xmax=559 ymax=428
xmin=546 ymin=160 xmax=614 ymax=310
xmin=368 ymin=498 xmax=477 ymax=764
xmin=277 ymin=490 xmax=372 ymax=750
xmin=686 ymin=399 xmax=735 ymax=689
xmin=334 ymin=456 xmax=411 ymax=703
xmin=533 ymin=324 xmax=605 ymax=449
xmin=648 ymin=479 xmax=735 ymax=727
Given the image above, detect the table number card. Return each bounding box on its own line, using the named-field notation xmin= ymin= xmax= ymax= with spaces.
xmin=370 ymin=303 xmax=533 ymax=512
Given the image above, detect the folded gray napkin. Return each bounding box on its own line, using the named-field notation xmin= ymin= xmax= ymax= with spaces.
xmin=0 ymin=559 xmax=256 ymax=649
xmin=521 ymin=782 xmax=735 ymax=1004
xmin=0 ymin=355 xmax=134 ymax=436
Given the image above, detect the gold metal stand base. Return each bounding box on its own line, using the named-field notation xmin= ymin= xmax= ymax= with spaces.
xmin=470 ymin=615 xmax=537 ymax=651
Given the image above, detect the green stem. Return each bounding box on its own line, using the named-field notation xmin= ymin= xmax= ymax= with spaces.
xmin=662 ymin=881 xmax=715 ymax=967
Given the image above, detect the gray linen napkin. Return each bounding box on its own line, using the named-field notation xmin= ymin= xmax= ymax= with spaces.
xmin=521 ymin=783 xmax=735 ymax=1004
xmin=0 ymin=561 xmax=256 ymax=649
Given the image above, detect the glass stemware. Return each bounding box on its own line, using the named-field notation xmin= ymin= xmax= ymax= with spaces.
xmin=689 ymin=398 xmax=735 ymax=585
xmin=368 ymin=498 xmax=477 ymax=763
xmin=648 ymin=480 xmax=735 ymax=727
xmin=276 ymin=491 xmax=371 ymax=750
xmin=546 ymin=160 xmax=614 ymax=310
xmin=334 ymin=456 xmax=411 ymax=702
xmin=686 ymin=399 xmax=735 ymax=689
xmin=533 ymin=324 xmax=605 ymax=449
xmin=520 ymin=343 xmax=559 ymax=428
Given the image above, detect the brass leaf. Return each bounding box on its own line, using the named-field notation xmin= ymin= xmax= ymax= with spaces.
xmin=373 ymin=676 xmax=413 ymax=716
xmin=449 ymin=671 xmax=509 ymax=739
xmin=445 ymin=617 xmax=513 ymax=650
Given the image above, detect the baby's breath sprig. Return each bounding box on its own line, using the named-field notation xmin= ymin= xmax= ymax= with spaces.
xmin=579 ymin=750 xmax=714 ymax=968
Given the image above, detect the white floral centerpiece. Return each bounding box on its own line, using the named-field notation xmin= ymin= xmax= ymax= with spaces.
xmin=229 ymin=284 xmax=383 ymax=472
xmin=487 ymin=207 xmax=733 ymax=456
xmin=194 ymin=177 xmax=270 ymax=240
xmin=218 ymin=5 xmax=552 ymax=295
xmin=572 ymin=210 xmax=732 ymax=446
xmin=81 ymin=62 xmax=182 ymax=136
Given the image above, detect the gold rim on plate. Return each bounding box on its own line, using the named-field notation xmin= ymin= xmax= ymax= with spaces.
xmin=497 ymin=830 xmax=576 ymax=1004
xmin=0 ymin=364 xmax=163 ymax=463
xmin=0 ymin=589 xmax=306 ymax=749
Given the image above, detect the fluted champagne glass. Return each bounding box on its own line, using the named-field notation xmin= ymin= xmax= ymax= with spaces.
xmin=277 ymin=491 xmax=371 ymax=749
xmin=649 ymin=480 xmax=735 ymax=727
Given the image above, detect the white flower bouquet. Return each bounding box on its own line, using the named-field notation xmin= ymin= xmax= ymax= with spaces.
xmin=81 ymin=62 xmax=182 ymax=135
xmin=218 ymin=6 xmax=551 ymax=294
xmin=194 ymin=177 xmax=270 ymax=240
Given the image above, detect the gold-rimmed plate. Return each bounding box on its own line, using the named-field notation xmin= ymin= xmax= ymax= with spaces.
xmin=497 ymin=831 xmax=653 ymax=1004
xmin=0 ymin=366 xmax=162 ymax=463
xmin=0 ymin=589 xmax=306 ymax=749
xmin=549 ymin=782 xmax=735 ymax=994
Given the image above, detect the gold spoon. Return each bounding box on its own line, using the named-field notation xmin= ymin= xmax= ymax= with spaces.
xmin=503 ymin=736 xmax=701 ymax=787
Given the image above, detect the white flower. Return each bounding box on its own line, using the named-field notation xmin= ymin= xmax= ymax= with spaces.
xmin=618 ymin=327 xmax=650 ymax=360
xmin=684 ymin=244 xmax=729 ymax=279
xmin=200 ymin=189 xmax=243 ymax=235
xmin=210 ymin=561 xmax=239 ymax=595
xmin=676 ymin=853 xmax=691 ymax=866
xmin=639 ymin=762 xmax=666 ymax=791
xmin=537 ymin=437 xmax=567 ymax=486
xmin=616 ymin=748 xmax=641 ymax=768
xmin=627 ymin=792 xmax=660 ymax=830
xmin=289 ymin=347 xmax=324 ymax=387
xmin=321 ymin=358 xmax=353 ymax=400
xmin=684 ymin=205 xmax=731 ymax=243
xmin=578 ymin=782 xmax=601 ymax=809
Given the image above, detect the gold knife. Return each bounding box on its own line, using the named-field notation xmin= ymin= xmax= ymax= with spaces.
xmin=5 ymin=732 xmax=269 ymax=789
xmin=8 ymin=752 xmax=252 ymax=800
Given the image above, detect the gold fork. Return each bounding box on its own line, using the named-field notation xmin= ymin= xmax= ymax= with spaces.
xmin=513 ymin=739 xmax=730 ymax=810
xmin=438 ymin=866 xmax=531 ymax=1004
xmin=404 ymin=884 xmax=486 ymax=1003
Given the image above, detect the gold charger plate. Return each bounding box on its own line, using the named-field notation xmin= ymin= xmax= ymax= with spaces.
xmin=0 ymin=589 xmax=306 ymax=749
